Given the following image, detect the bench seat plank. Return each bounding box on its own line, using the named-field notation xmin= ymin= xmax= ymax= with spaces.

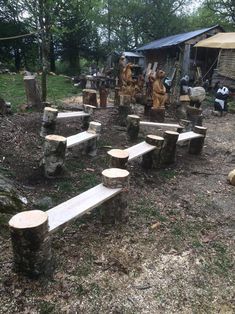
xmin=177 ymin=131 xmax=203 ymax=143
xmin=47 ymin=184 xmax=121 ymax=232
xmin=67 ymin=131 xmax=97 ymax=148
xmin=125 ymin=141 xmax=155 ymax=161
xmin=140 ymin=121 xmax=180 ymax=129
xmin=57 ymin=111 xmax=89 ymax=119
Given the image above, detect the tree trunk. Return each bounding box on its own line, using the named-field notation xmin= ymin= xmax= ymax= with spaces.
xmin=160 ymin=131 xmax=179 ymax=165
xmin=9 ymin=210 xmax=53 ymax=278
xmin=24 ymin=76 xmax=42 ymax=110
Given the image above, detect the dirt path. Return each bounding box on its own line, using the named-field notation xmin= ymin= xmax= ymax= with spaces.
xmin=0 ymin=107 xmax=234 ymax=313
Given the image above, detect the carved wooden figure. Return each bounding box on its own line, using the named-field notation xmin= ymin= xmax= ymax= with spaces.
xmin=152 ymin=70 xmax=168 ymax=109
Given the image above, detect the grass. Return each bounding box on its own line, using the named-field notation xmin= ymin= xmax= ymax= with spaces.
xmin=134 ymin=198 xmax=167 ymax=221
xmin=0 ymin=73 xmax=80 ymax=111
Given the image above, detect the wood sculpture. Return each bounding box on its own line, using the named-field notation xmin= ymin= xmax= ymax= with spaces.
xmin=152 ymin=70 xmax=167 ymax=109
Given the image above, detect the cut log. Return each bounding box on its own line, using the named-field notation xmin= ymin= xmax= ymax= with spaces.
xmin=127 ymin=115 xmax=140 ymax=140
xmin=188 ymin=126 xmax=207 ymax=154
xmin=228 ymin=169 xmax=235 ymax=186
xmin=108 ymin=149 xmax=129 ymax=169
xmin=186 ymin=105 xmax=203 ymax=127
xmin=99 ymin=85 xmax=108 ymax=107
xmin=102 ymin=168 xmax=129 ymax=189
xmin=43 ymin=135 xmax=67 ymax=177
xmin=142 ymin=135 xmax=164 ymax=169
xmin=161 ymin=131 xmax=179 ymax=165
xmin=118 ymin=94 xmax=133 ymax=126
xmin=82 ymin=89 xmax=97 ymax=107
xmin=150 ymin=107 xmax=165 ymax=122
xmin=87 ymin=121 xmax=101 ymax=135
xmin=24 ymin=75 xmax=42 ymax=110
xmin=9 ymin=210 xmax=52 ymax=278
xmin=100 ymin=168 xmax=130 ymax=223
xmin=40 ymin=107 xmax=58 ymax=137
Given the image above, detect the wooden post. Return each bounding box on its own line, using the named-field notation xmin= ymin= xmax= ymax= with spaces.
xmin=86 ymin=121 xmax=101 ymax=156
xmin=108 ymin=149 xmax=129 ymax=169
xmin=118 ymin=94 xmax=133 ymax=126
xmin=24 ymin=75 xmax=42 ymax=110
xmin=100 ymin=168 xmax=130 ymax=223
xmin=186 ymin=105 xmax=203 ymax=127
xmin=82 ymin=89 xmax=97 ymax=107
xmin=40 ymin=107 xmax=58 ymax=137
xmin=43 ymin=135 xmax=67 ymax=177
xmin=142 ymin=135 xmax=164 ymax=169
xmin=99 ymin=85 xmax=108 ymax=108
xmin=82 ymin=104 xmax=95 ymax=130
xmin=161 ymin=131 xmax=179 ymax=165
xmin=150 ymin=107 xmax=165 ymax=122
xmin=127 ymin=115 xmax=140 ymax=140
xmin=9 ymin=210 xmax=52 ymax=278
xmin=188 ymin=126 xmax=207 ymax=155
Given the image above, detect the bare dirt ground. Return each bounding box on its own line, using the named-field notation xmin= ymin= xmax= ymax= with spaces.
xmin=0 ymin=103 xmax=234 ymax=314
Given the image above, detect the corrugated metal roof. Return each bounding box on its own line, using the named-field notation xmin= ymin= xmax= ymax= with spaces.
xmin=137 ymin=25 xmax=220 ymax=51
xmin=123 ymin=51 xmax=144 ymax=58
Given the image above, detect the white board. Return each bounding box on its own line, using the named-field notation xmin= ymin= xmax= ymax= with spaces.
xmin=57 ymin=111 xmax=89 ymax=119
xmin=177 ymin=131 xmax=203 ymax=143
xmin=140 ymin=121 xmax=181 ymax=129
xmin=125 ymin=141 xmax=155 ymax=161
xmin=67 ymin=131 xmax=97 ymax=148
xmin=47 ymin=184 xmax=121 ymax=232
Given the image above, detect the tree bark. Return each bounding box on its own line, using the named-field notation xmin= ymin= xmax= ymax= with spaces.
xmin=100 ymin=168 xmax=130 ymax=224
xmin=108 ymin=149 xmax=129 ymax=169
xmin=9 ymin=210 xmax=53 ymax=278
xmin=160 ymin=131 xmax=179 ymax=165
xmin=188 ymin=126 xmax=207 ymax=155
xmin=127 ymin=115 xmax=140 ymax=140
xmin=43 ymin=135 xmax=67 ymax=177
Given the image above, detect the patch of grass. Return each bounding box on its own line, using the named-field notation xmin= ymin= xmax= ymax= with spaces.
xmin=203 ymin=242 xmax=234 ymax=277
xmin=78 ymin=171 xmax=99 ymax=193
xmin=134 ymin=199 xmax=167 ymax=221
xmin=38 ymin=301 xmax=56 ymax=314
xmin=158 ymin=169 xmax=177 ymax=180
xmin=75 ymin=252 xmax=94 ymax=277
xmin=56 ymin=180 xmax=73 ymax=193
xmin=0 ymin=74 xmax=80 ymax=111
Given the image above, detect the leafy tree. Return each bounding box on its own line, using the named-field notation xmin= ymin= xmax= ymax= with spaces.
xmin=206 ymin=0 xmax=235 ymax=29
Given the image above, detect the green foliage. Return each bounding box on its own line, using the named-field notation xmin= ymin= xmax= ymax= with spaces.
xmin=0 ymin=73 xmax=80 ymax=111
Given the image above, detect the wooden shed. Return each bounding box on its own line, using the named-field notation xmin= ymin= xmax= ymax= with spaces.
xmin=137 ymin=25 xmax=223 ymax=80
xmin=195 ymin=33 xmax=235 ymax=89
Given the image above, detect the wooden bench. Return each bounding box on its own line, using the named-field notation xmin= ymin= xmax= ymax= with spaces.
xmin=108 ymin=127 xmax=207 ymax=169
xmin=8 ymin=168 xmax=130 ymax=278
xmin=127 ymin=115 xmax=183 ymax=140
xmin=43 ymin=121 xmax=101 ymax=177
xmin=40 ymin=105 xmax=96 ymax=137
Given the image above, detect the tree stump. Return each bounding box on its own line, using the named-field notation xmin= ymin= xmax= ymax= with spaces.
xmin=127 ymin=115 xmax=140 ymax=140
xmin=82 ymin=104 xmax=96 ymax=130
xmin=228 ymin=169 xmax=235 ymax=186
xmin=142 ymin=135 xmax=164 ymax=169
xmin=24 ymin=75 xmax=42 ymax=110
xmin=150 ymin=107 xmax=165 ymax=122
xmin=108 ymin=149 xmax=129 ymax=169
xmin=160 ymin=131 xmax=179 ymax=165
xmin=9 ymin=210 xmax=52 ymax=278
xmin=118 ymin=94 xmax=133 ymax=126
xmin=82 ymin=89 xmax=97 ymax=107
xmin=40 ymin=107 xmax=58 ymax=137
xmin=43 ymin=135 xmax=67 ymax=177
xmin=86 ymin=122 xmax=102 ymax=156
xmin=188 ymin=126 xmax=207 ymax=155
xmin=100 ymin=168 xmax=130 ymax=223
xmin=99 ymin=85 xmax=108 ymax=108
xmin=186 ymin=105 xmax=203 ymax=127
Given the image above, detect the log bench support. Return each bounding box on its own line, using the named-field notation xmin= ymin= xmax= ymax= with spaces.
xmin=161 ymin=131 xmax=179 ymax=165
xmin=100 ymin=168 xmax=130 ymax=224
xmin=9 ymin=168 xmax=130 ymax=278
xmin=82 ymin=89 xmax=98 ymax=107
xmin=118 ymin=94 xmax=133 ymax=126
xmin=85 ymin=121 xmax=101 ymax=156
xmin=188 ymin=126 xmax=207 ymax=155
xmin=142 ymin=135 xmax=164 ymax=169
xmin=40 ymin=107 xmax=58 ymax=137
xmin=82 ymin=104 xmax=96 ymax=130
xmin=43 ymin=135 xmax=67 ymax=177
xmin=9 ymin=210 xmax=53 ymax=278
xmin=127 ymin=114 xmax=140 ymax=140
